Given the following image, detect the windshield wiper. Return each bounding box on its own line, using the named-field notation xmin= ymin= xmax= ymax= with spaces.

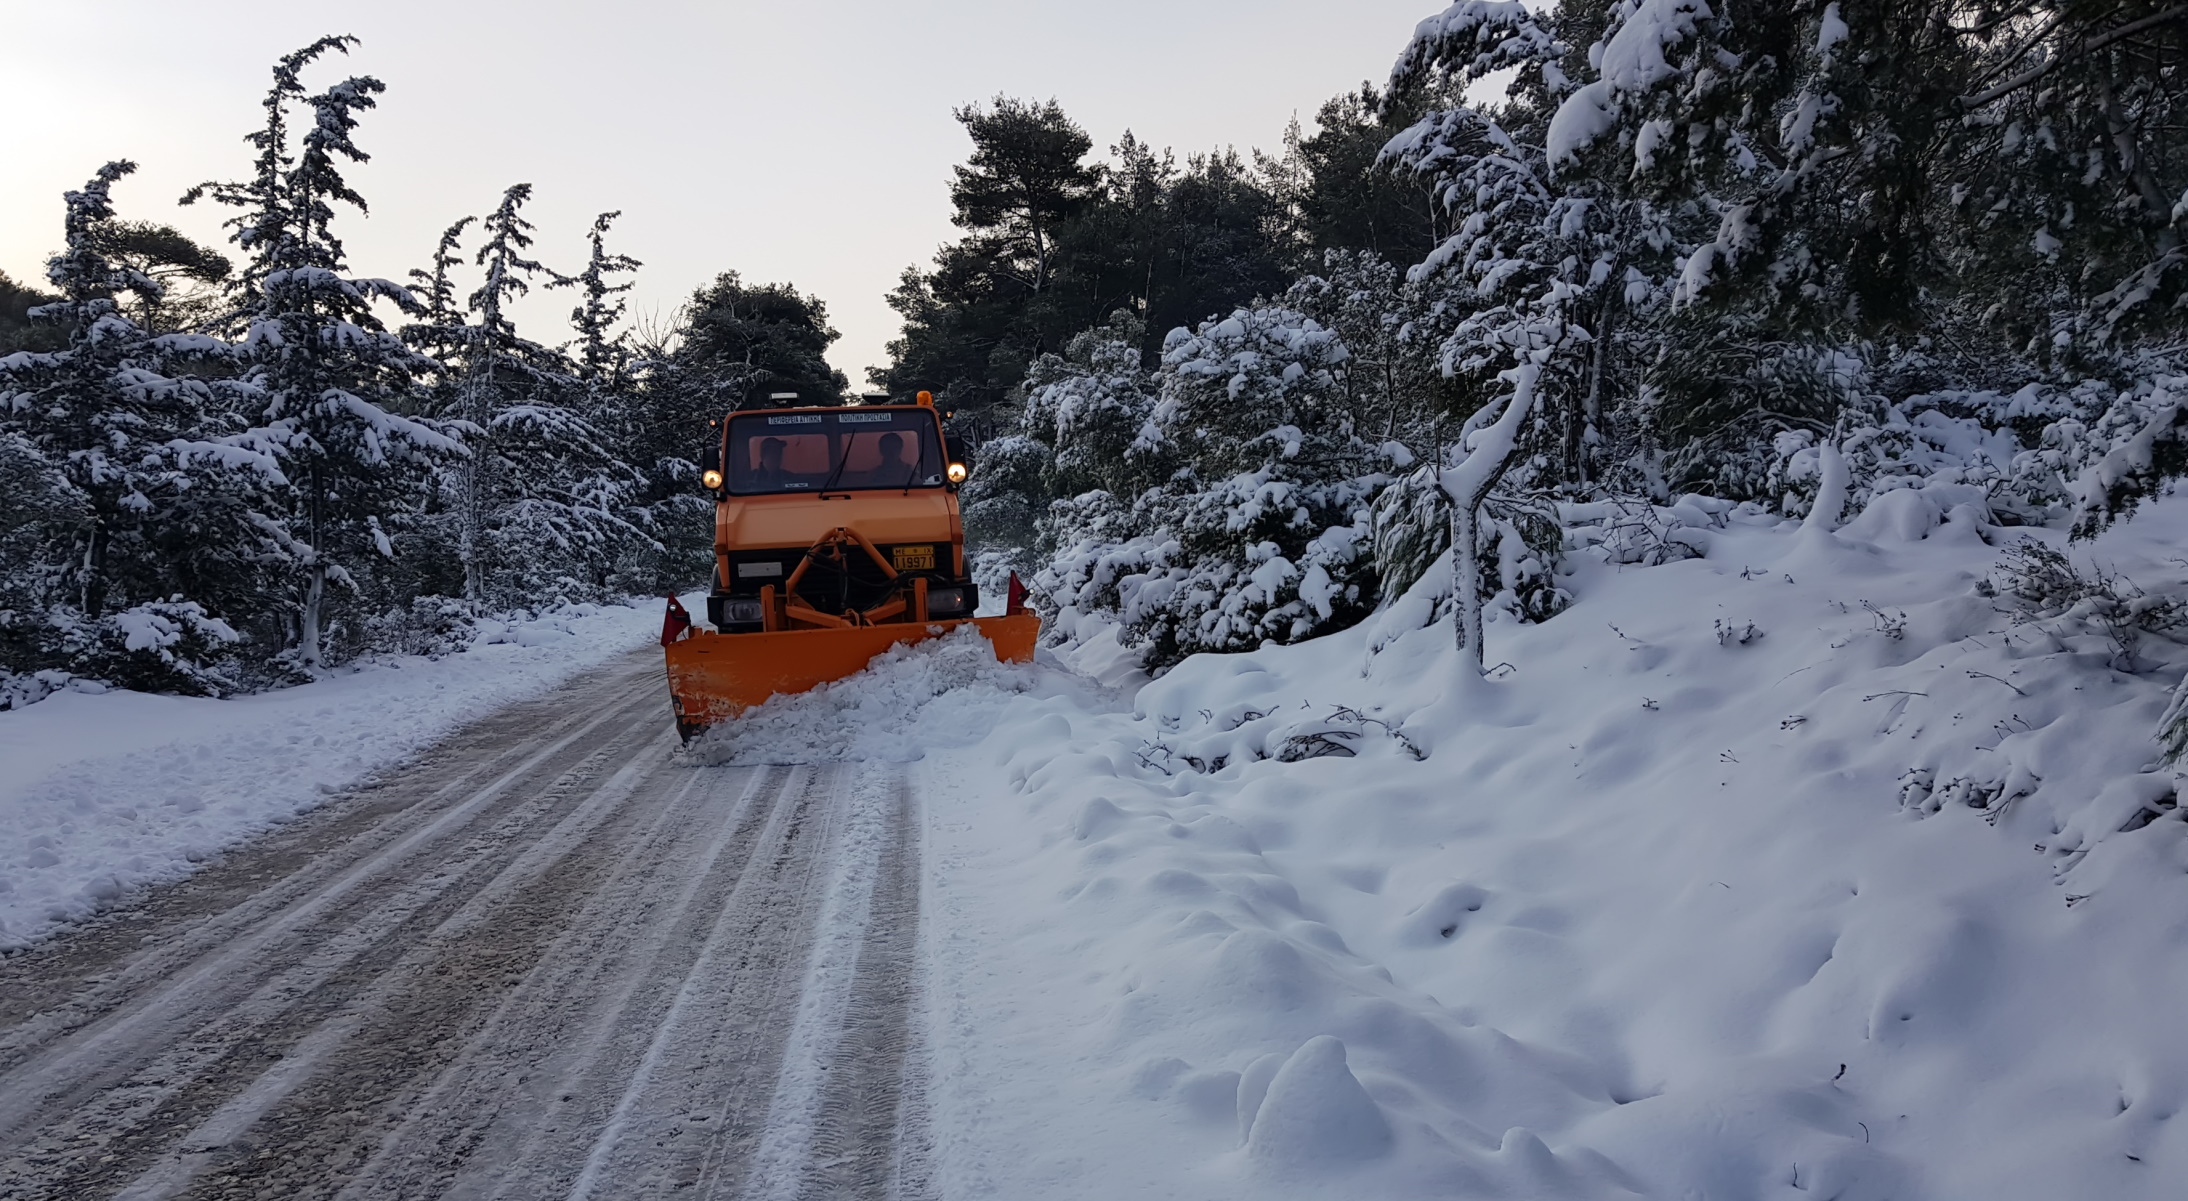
xmin=817 ymin=437 xmax=853 ymax=494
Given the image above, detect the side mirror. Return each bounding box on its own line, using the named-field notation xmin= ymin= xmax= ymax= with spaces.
xmin=944 ymin=436 xmax=975 ymax=473
xmin=699 ymin=442 xmax=723 ymax=492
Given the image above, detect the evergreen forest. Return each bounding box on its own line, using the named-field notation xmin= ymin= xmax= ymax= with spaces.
xmin=6 ymin=1 xmax=2188 ymax=705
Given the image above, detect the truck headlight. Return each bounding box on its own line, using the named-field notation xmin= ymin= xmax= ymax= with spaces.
xmin=926 ymin=586 xmax=968 ymax=615
xmin=725 ymin=598 xmax=762 ymax=623
xmin=946 ymin=462 xmax=968 ymax=483
xmin=701 ymin=469 xmax=724 ymax=489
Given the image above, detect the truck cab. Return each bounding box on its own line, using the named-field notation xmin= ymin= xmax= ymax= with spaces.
xmin=697 ymin=394 xmax=975 ymax=633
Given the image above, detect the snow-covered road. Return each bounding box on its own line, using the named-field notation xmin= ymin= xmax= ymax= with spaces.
xmin=0 ymin=650 xmax=931 ymax=1200
xmin=10 ymin=491 xmax=2188 ymax=1201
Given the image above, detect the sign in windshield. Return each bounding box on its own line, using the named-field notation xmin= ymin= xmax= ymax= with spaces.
xmin=726 ymin=409 xmax=945 ymax=495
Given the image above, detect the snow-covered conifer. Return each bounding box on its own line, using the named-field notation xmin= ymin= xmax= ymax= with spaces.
xmin=1037 ymin=305 xmax=1384 ymax=667
xmin=427 ymin=185 xmax=649 ymax=607
xmin=0 ymin=162 xmax=284 ymax=692
xmin=1383 ymin=8 xmax=1617 ymax=666
xmin=564 ymin=211 xmax=641 ymax=392
xmin=184 ymin=38 xmax=461 ymax=672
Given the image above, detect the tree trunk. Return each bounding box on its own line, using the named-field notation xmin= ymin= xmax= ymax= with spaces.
xmin=1440 ymin=363 xmax=1541 ymax=675
xmin=1450 ymin=499 xmax=1484 ymax=671
xmin=300 ymin=562 xmax=325 ymax=673
xmin=81 ymin=512 xmax=110 ymax=620
xmin=460 ymin=357 xmax=491 ymax=604
xmin=1579 ymin=286 xmax=1618 ymax=484
xmin=461 ymin=453 xmax=483 ymax=603
xmin=299 ymin=462 xmax=326 ymax=673
xmin=2098 ymin=63 xmax=2183 ymax=256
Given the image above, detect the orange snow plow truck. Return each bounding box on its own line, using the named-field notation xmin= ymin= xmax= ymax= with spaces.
xmin=661 ymin=390 xmax=1037 ymax=741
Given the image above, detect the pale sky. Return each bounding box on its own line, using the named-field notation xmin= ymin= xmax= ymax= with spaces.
xmin=2 ymin=0 xmax=1446 ymax=384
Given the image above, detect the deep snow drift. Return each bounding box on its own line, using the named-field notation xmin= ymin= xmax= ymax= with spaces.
xmin=0 ymin=600 xmax=668 ymax=949
xmin=889 ymin=488 xmax=2188 ymax=1199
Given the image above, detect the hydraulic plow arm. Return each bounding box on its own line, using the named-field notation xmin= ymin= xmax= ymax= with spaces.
xmin=759 ymin=527 xmax=931 ymax=631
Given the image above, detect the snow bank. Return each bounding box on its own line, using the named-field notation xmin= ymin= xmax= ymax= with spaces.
xmin=916 ymin=487 xmax=2188 ymax=1198
xmin=0 ymin=600 xmax=667 ymax=950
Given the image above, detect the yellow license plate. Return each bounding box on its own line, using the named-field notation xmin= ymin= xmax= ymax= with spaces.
xmin=891 ymin=545 xmax=935 ymax=571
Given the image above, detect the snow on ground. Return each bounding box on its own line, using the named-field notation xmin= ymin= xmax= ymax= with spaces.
xmin=15 ymin=484 xmax=2188 ymax=1196
xmin=684 ymin=624 xmax=1047 ymax=766
xmin=0 ymin=599 xmax=672 ymax=950
xmin=892 ymin=489 xmax=2188 ymax=1199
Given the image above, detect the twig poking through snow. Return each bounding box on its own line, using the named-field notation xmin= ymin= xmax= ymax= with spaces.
xmin=1967 ymin=670 xmax=2030 ymax=696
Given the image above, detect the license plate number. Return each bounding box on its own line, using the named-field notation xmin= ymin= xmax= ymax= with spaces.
xmin=891 ymin=545 xmax=935 ymax=571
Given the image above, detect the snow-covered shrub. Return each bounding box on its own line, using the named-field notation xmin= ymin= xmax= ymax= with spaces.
xmin=1556 ymin=494 xmax=1729 ymax=571
xmin=2066 ymin=374 xmax=2188 ymax=538
xmin=47 ymin=600 xmax=242 ymax=697
xmin=955 ymin=314 xmax=1162 ymax=572
xmin=1033 ymin=306 xmax=1388 ymax=670
xmin=0 ymin=667 xmax=77 ymax=711
xmin=1658 ymin=342 xmax=1861 ymax=503
xmin=1023 ymin=315 xmax=1163 ymax=499
xmin=1759 ymin=374 xmax=2188 ymax=532
xmin=1987 ymin=539 xmax=2185 ymax=673
xmin=959 ymin=432 xmax=1051 ymax=555
xmin=1370 ymin=468 xmax=1569 ymax=626
xmin=360 ymin=594 xmax=478 ymax=659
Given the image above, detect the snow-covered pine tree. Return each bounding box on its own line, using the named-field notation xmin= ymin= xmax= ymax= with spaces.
xmin=0 ymin=162 xmax=285 ymax=694
xmin=564 ymin=211 xmax=641 ymax=395
xmin=406 ymin=217 xmax=473 ymax=335
xmin=1038 ymin=305 xmax=1384 ymax=668
xmin=1525 ymin=0 xmax=2186 ymax=352
xmin=1383 ymin=3 xmax=1619 ymax=668
xmin=183 ymin=38 xmax=462 ymax=673
xmin=438 ymin=185 xmax=648 ymax=607
xmin=968 ymin=311 xmax=1163 ymax=571
xmin=1284 ymin=249 xmax=1440 ymax=459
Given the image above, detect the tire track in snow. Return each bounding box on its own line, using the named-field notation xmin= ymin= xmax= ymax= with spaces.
xmin=5 ymin=712 xmax=679 ymax=1198
xmin=330 ymin=764 xmax=792 ymax=1200
xmin=556 ymin=764 xmax=842 ymax=1200
xmin=0 ymin=650 xmax=937 ymax=1200
xmin=743 ymin=766 xmax=934 ymax=1201
xmin=0 ymin=658 xmax=665 ymax=1077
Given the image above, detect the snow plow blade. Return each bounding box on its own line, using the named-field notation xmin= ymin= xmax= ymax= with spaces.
xmin=664 ymin=613 xmax=1038 ymax=741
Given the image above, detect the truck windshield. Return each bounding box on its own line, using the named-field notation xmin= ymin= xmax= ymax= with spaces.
xmin=725 ymin=410 xmax=945 ymax=496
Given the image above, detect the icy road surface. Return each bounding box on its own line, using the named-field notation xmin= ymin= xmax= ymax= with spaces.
xmin=0 ymin=650 xmax=931 ymax=1200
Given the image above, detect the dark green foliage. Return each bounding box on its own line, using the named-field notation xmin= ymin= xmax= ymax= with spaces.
xmin=1653 ymin=330 xmax=1856 ymax=501
xmin=676 ymin=272 xmax=849 ymax=408
xmin=876 ymin=97 xmax=1099 ymax=411
xmin=0 ymin=271 xmax=65 ymax=354
xmin=88 ymin=220 xmax=233 ymax=334
xmin=1282 ymin=86 xmax=1452 ymax=268
xmin=877 ymin=98 xmax=1300 ymax=411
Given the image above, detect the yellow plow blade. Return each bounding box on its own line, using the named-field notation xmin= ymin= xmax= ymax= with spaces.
xmin=664 ymin=613 xmax=1039 ymax=740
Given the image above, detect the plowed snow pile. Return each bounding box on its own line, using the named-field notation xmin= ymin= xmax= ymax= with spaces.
xmin=686 ymin=624 xmax=1044 ymax=765
xmin=911 ymin=489 xmax=2188 ymax=1200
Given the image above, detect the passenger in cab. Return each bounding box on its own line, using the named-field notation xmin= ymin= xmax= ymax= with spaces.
xmin=854 ymin=432 xmax=921 ymax=488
